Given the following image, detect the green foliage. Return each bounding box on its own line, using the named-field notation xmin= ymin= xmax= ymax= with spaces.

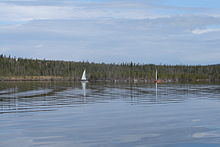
xmin=0 ymin=55 xmax=219 ymax=82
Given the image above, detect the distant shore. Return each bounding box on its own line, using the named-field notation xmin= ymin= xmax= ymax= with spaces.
xmin=0 ymin=55 xmax=219 ymax=83
xmin=0 ymin=76 xmax=69 ymax=81
xmin=0 ymin=76 xmax=216 ymax=84
xmin=0 ymin=76 xmax=159 ymax=82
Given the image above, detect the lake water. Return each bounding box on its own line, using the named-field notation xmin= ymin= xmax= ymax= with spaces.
xmin=0 ymin=82 xmax=220 ymax=147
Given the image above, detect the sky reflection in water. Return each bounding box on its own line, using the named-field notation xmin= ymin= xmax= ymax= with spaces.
xmin=0 ymin=82 xmax=220 ymax=147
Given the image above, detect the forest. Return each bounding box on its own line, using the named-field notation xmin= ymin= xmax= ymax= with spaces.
xmin=0 ymin=55 xmax=219 ymax=83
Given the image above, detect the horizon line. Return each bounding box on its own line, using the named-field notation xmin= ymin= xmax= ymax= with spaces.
xmin=1 ymin=54 xmax=219 ymax=67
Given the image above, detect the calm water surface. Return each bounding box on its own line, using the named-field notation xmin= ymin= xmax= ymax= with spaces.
xmin=0 ymin=82 xmax=220 ymax=147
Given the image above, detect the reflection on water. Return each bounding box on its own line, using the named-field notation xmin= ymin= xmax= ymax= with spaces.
xmin=156 ymin=83 xmax=158 ymax=102
xmin=81 ymin=81 xmax=87 ymax=97
xmin=0 ymin=82 xmax=220 ymax=147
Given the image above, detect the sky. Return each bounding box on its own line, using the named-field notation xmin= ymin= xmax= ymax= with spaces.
xmin=1 ymin=0 xmax=220 ymax=65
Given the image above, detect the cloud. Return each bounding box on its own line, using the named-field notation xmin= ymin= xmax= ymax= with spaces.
xmin=34 ymin=44 xmax=43 ymax=48
xmin=1 ymin=16 xmax=219 ymax=64
xmin=0 ymin=1 xmax=171 ymax=23
xmin=0 ymin=0 xmax=220 ymax=64
xmin=192 ymin=28 xmax=220 ymax=34
xmin=192 ymin=131 xmax=220 ymax=138
xmin=0 ymin=0 xmax=220 ymax=23
xmin=0 ymin=3 xmax=77 ymax=21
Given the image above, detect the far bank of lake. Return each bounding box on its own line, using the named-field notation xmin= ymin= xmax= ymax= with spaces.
xmin=0 ymin=55 xmax=219 ymax=82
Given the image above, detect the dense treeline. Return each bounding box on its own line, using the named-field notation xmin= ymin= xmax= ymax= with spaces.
xmin=0 ymin=55 xmax=220 ymax=82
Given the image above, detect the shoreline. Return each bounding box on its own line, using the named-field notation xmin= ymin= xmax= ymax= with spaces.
xmin=0 ymin=56 xmax=219 ymax=83
xmin=0 ymin=76 xmax=71 ymax=81
xmin=0 ymin=76 xmax=218 ymax=84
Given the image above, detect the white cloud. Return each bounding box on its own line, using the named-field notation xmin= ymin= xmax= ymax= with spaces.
xmin=0 ymin=1 xmax=171 ymax=22
xmin=192 ymin=28 xmax=220 ymax=34
xmin=0 ymin=3 xmax=77 ymax=21
xmin=1 ymin=0 xmax=220 ymax=64
xmin=192 ymin=131 xmax=220 ymax=138
xmin=1 ymin=15 xmax=220 ymax=64
xmin=0 ymin=0 xmax=220 ymax=23
xmin=34 ymin=44 xmax=43 ymax=48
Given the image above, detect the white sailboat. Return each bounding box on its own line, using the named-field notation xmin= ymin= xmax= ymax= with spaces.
xmin=81 ymin=69 xmax=87 ymax=81
xmin=81 ymin=69 xmax=88 ymax=96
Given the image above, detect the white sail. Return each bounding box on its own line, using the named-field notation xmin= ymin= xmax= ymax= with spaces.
xmin=81 ymin=70 xmax=87 ymax=81
xmin=156 ymin=70 xmax=158 ymax=81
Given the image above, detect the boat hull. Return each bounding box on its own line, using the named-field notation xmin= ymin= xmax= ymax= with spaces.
xmin=154 ymin=80 xmax=162 ymax=84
